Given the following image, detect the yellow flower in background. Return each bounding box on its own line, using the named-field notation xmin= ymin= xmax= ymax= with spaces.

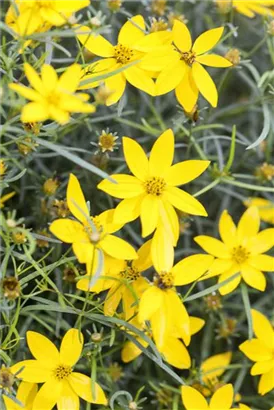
xmin=244 ymin=197 xmax=274 ymax=225
xmin=181 ymin=384 xmax=234 ymax=410
xmin=3 ymin=382 xmax=38 ymax=410
xmin=0 ymin=192 xmax=16 ymax=209
xmin=154 ymin=20 xmax=231 ymax=112
xmin=239 ymin=309 xmax=274 ymax=395
xmin=122 ymin=316 xmax=205 ymax=369
xmin=11 ymin=329 xmax=107 ymax=409
xmin=77 ymin=241 xmax=152 ymax=320
xmin=6 ymin=0 xmax=90 ymax=38
xmin=9 ymin=64 xmax=95 ymax=124
xmin=195 ymin=207 xmax=274 ymax=295
xmin=98 ymin=129 xmax=210 ymax=243
xmin=216 ymin=0 xmax=274 ymax=18
xmin=50 ymin=174 xmax=137 ymax=275
xmin=201 ymin=351 xmax=232 ymax=386
xmin=77 ymin=15 xmax=170 ymax=105
xmin=138 ymin=253 xmax=213 ymax=351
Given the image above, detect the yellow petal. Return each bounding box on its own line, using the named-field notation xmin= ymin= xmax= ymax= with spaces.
xmin=249 ymin=254 xmax=274 ymax=272
xmin=41 ymin=64 xmax=58 ymax=93
xmin=219 ymin=210 xmax=237 ymax=249
xmin=57 ymin=380 xmax=79 ymax=410
xmin=67 ymin=173 xmax=89 ymax=223
xmin=248 ymin=228 xmax=274 ymax=254
xmin=181 ymin=386 xmax=208 ymax=410
xmin=251 ymin=360 xmax=274 ymax=376
xmin=50 ymin=219 xmax=88 ymax=243
xmin=201 ymin=352 xmax=232 ymax=383
xmin=241 ymin=264 xmax=266 ymax=291
xmin=104 ymin=285 xmax=123 ymax=316
xmin=172 ymin=20 xmax=192 ymax=52
xmin=134 ymin=31 xmax=172 ymax=51
xmin=150 ymin=303 xmax=168 ymax=350
xmin=9 ymin=83 xmax=41 ymax=102
xmin=77 ymin=26 xmax=114 ymax=57
xmin=203 ymin=258 xmax=233 ymax=280
xmin=155 ymin=59 xmax=186 ymax=95
xmin=210 ymin=384 xmax=233 ymax=409
xmin=196 ymin=54 xmax=232 ymax=67
xmin=121 ymin=339 xmax=146 ymax=363
xmin=97 ymin=208 xmax=124 ymax=234
xmin=239 ymin=339 xmax=272 ymax=362
xmin=165 ymin=160 xmax=210 ymax=186
xmin=193 ymin=27 xmax=224 ymax=55
xmin=69 ymin=373 xmax=107 ymax=404
xmin=114 ymin=195 xmax=143 ymax=224
xmin=251 ymin=309 xmax=274 ymax=349
xmin=218 ymin=268 xmax=241 ymax=295
xmin=98 ymin=174 xmax=144 ymax=199
xmin=194 ymin=235 xmax=230 ymax=258
xmin=118 ymin=15 xmax=145 ymax=46
xmin=140 ymin=195 xmax=159 ymax=237
xmin=158 ymin=199 xmax=180 ymax=246
xmin=48 ymin=105 xmax=70 ymax=125
xmin=60 ymin=329 xmax=83 ymax=367
xmin=26 ymin=331 xmax=59 ymax=364
xmin=133 ymin=240 xmax=152 ymax=272
xmin=17 ymin=382 xmax=38 ymax=410
xmin=173 ymin=254 xmax=215 ymax=286
xmin=161 ymin=337 xmax=191 ymax=369
xmin=11 ymin=360 xmax=52 ymax=383
xmin=190 ymin=317 xmax=205 ymax=335
xmin=149 ymin=129 xmax=174 ymax=177
xmin=192 ymin=62 xmax=218 ymax=107
xmin=125 ymin=66 xmax=156 ymax=96
xmin=72 ymin=242 xmax=95 ymax=265
xmin=175 ymin=66 xmax=199 ymax=112
xmin=258 ymin=367 xmax=274 ymax=395
xmin=151 ymin=225 xmax=174 ymax=273
xmin=78 ymin=59 xmax=117 ymax=90
xmin=122 ymin=137 xmax=149 ymax=181
xmin=24 ymin=63 xmax=44 ymax=93
xmin=21 ymin=102 xmax=49 ymax=123
xmin=32 ymin=378 xmax=62 ymax=410
xmin=237 ymin=206 xmax=260 ymax=243
xmin=164 ymin=186 xmax=207 ymax=216
xmin=105 ymin=72 xmax=126 ymax=105
xmin=138 ymin=286 xmax=164 ymax=323
xmin=100 ymin=234 xmax=137 ymax=260
xmin=165 ymin=290 xmax=190 ymax=345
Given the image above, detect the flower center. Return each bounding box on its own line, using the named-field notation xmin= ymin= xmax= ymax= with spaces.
xmin=84 ymin=217 xmax=103 ymax=243
xmin=154 ymin=271 xmax=174 ymax=289
xmin=144 ymin=177 xmax=166 ymax=196
xmin=179 ymin=50 xmax=196 ymax=65
xmin=120 ymin=265 xmax=140 ymax=281
xmin=114 ymin=44 xmax=134 ymax=64
xmin=54 ymin=364 xmax=72 ymax=381
xmin=231 ymin=245 xmax=250 ymax=264
xmin=46 ymin=91 xmax=61 ymax=106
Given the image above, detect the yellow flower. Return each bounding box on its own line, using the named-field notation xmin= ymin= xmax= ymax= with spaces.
xmin=98 ymin=129 xmax=210 ymax=242
xmin=0 ymin=192 xmax=16 ymax=209
xmin=181 ymin=384 xmax=234 ymax=410
xmin=201 ymin=352 xmax=232 ymax=386
xmin=244 ymin=197 xmax=274 ymax=225
xmin=77 ymin=15 xmax=170 ymax=105
xmin=195 ymin=207 xmax=274 ymax=295
xmin=137 ymin=253 xmax=213 ymax=351
xmin=9 ymin=63 xmax=95 ymax=124
xmin=3 ymin=382 xmax=38 ymax=410
xmin=239 ymin=309 xmax=274 ymax=395
xmin=122 ymin=316 xmax=205 ymax=369
xmin=11 ymin=329 xmax=107 ymax=409
xmin=98 ymin=130 xmax=118 ymax=153
xmin=216 ymin=0 xmax=274 ymax=18
xmin=154 ymin=20 xmax=232 ymax=112
xmin=50 ymin=174 xmax=137 ymax=275
xmin=77 ymin=241 xmax=152 ymax=320
xmin=6 ymin=0 xmax=90 ymax=38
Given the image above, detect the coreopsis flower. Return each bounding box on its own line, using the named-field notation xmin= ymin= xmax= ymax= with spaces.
xmin=98 ymin=130 xmax=118 ymax=153
xmin=244 ymin=198 xmax=274 ymax=225
xmin=98 ymin=129 xmax=210 ymax=243
xmin=9 ymin=64 xmax=95 ymax=124
xmin=181 ymin=384 xmax=234 ymax=410
xmin=11 ymin=329 xmax=107 ymax=408
xmin=137 ymin=253 xmax=213 ymax=351
xmin=77 ymin=241 xmax=152 ymax=320
xmin=122 ymin=316 xmax=205 ymax=369
xmin=215 ymin=0 xmax=274 ymax=18
xmin=0 ymin=192 xmax=16 ymax=208
xmin=154 ymin=20 xmax=232 ymax=112
xmin=239 ymin=309 xmax=274 ymax=395
xmin=6 ymin=0 xmax=90 ymax=38
xmin=3 ymin=382 xmax=38 ymax=410
xmin=50 ymin=174 xmax=137 ymax=275
xmin=77 ymin=15 xmax=170 ymax=105
xmin=195 ymin=207 xmax=274 ymax=295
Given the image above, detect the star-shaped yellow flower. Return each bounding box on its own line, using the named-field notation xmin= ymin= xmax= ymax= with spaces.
xmin=195 ymin=207 xmax=274 ymax=295
xmin=11 ymin=329 xmax=107 ymax=409
xmin=216 ymin=0 xmax=274 ymax=18
xmin=244 ymin=197 xmax=274 ymax=225
xmin=50 ymin=174 xmax=137 ymax=275
xmin=181 ymin=384 xmax=234 ymax=410
xmin=98 ymin=129 xmax=210 ymax=242
xmin=155 ymin=20 xmax=232 ymax=112
xmin=77 ymin=15 xmax=170 ymax=105
xmin=239 ymin=309 xmax=274 ymax=395
xmin=9 ymin=63 xmax=95 ymax=124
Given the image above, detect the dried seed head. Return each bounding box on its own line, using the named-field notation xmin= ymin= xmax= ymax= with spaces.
xmin=43 ymin=177 xmax=60 ymax=196
xmin=2 ymin=277 xmax=21 ymax=300
xmin=225 ymin=49 xmax=241 ymax=66
xmin=0 ymin=366 xmax=15 ymax=390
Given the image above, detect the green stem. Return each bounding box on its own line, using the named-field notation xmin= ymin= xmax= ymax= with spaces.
xmin=241 ymin=283 xmax=253 ymax=340
xmin=224 ymin=178 xmax=274 ymax=192
xmin=224 ymin=124 xmax=236 ymax=172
